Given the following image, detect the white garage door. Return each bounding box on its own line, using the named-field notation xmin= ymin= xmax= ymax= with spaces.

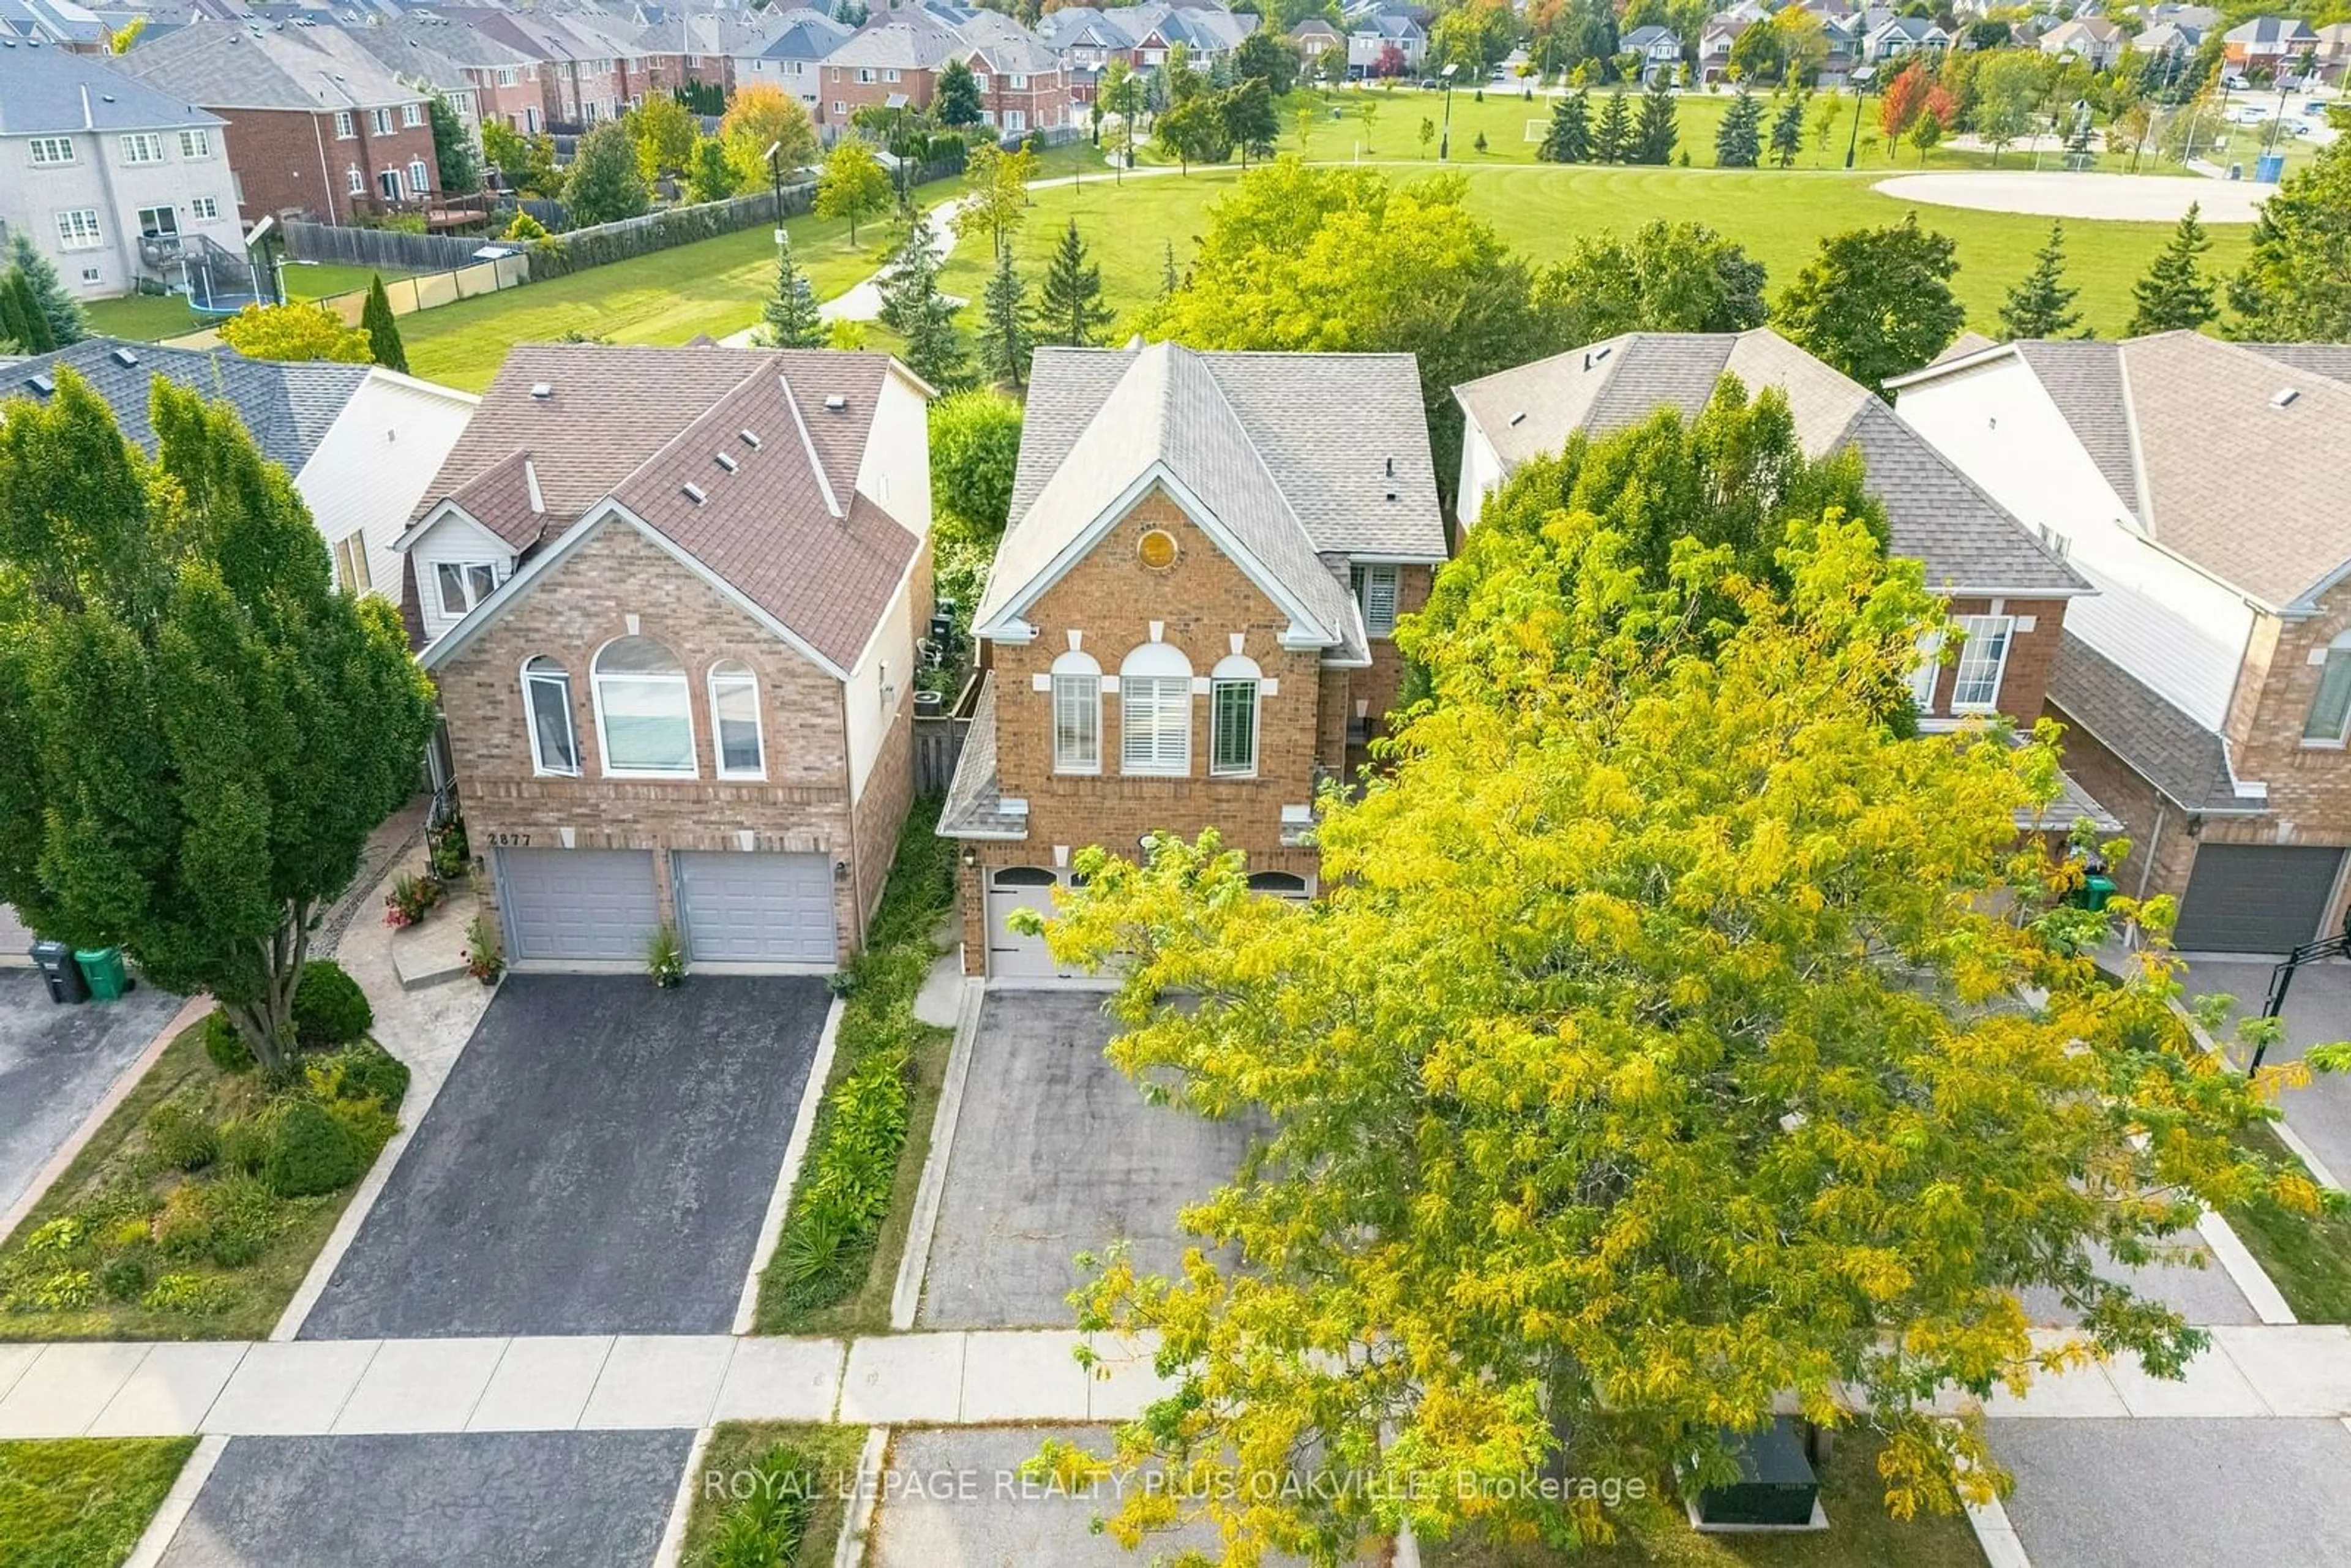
xmin=673 ymin=851 xmax=838 ymax=964
xmin=497 ymin=848 xmax=659 ymax=962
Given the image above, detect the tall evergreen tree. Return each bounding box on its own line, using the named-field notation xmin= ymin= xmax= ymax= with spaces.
xmin=359 ymin=275 xmax=408 ymax=373
xmin=2 ymin=272 xmax=55 ymax=353
xmin=1594 ymin=89 xmax=1631 ymax=162
xmin=1769 ymin=93 xmax=1806 ymax=167
xmin=0 ymin=273 xmax=32 ymax=352
xmin=936 ymin=58 xmax=984 ymax=127
xmin=1036 ymin=219 xmax=1112 ymax=348
xmin=2225 ymin=130 xmax=2351 ymax=342
xmin=426 ymin=91 xmax=481 ymax=194
xmin=1715 ymin=88 xmax=1763 ymax=168
xmin=2127 ymin=202 xmax=2218 ymax=336
xmin=1537 ymin=89 xmax=1592 ymax=163
xmin=1999 ymin=221 xmax=2085 ymax=340
xmin=877 ymin=212 xmax=968 ymax=389
xmin=762 ymin=235 xmax=825 ymax=347
xmin=976 ymin=247 xmax=1033 ymax=389
xmin=7 ymin=231 xmax=86 ymax=347
xmin=1633 ymin=81 xmax=1679 ymax=165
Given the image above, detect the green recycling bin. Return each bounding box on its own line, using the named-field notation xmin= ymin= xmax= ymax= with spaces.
xmin=2073 ymin=874 xmax=2117 ymax=913
xmin=75 ymin=947 xmax=129 ymax=1001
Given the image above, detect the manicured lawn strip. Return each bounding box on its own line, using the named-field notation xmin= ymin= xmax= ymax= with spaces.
xmin=752 ymin=797 xmax=956 ymax=1336
xmin=1421 ymin=1434 xmax=1985 ymax=1566
xmin=0 ymin=1436 xmax=197 ymax=1568
xmin=0 ymin=1018 xmax=407 ymax=1343
xmin=79 ymin=293 xmax=206 ymax=344
xmin=278 ymin=261 xmax=412 ymax=302
xmin=680 ymin=1422 xmax=864 ymax=1568
xmin=2225 ymin=1119 xmax=2351 ymax=1324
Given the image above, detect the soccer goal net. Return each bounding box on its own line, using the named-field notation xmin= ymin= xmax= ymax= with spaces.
xmin=1524 ymin=119 xmax=1549 ymax=143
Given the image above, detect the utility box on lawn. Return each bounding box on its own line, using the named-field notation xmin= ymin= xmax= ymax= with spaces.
xmin=1694 ymin=1417 xmax=1821 ymax=1529
xmin=31 ymin=939 xmax=89 ymax=1004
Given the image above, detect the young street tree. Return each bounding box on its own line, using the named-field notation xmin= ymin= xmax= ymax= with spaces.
xmin=1769 ymin=92 xmax=1807 ymax=166
xmin=0 ymin=373 xmax=437 ymax=1071
xmin=815 ymin=138 xmax=891 ymax=244
xmin=1632 ymin=80 xmax=1678 ymax=163
xmin=877 ymin=212 xmax=967 ymax=389
xmin=1774 ymin=212 xmax=1965 ymax=395
xmin=2226 ymin=126 xmax=2351 ymax=342
xmin=564 ymin=121 xmax=650 ymax=227
xmin=936 ymin=58 xmax=984 ymax=127
xmin=629 ymin=92 xmax=699 ymax=184
xmin=1715 ymin=87 xmax=1763 ymax=167
xmin=217 ymin=301 xmax=373 ymax=364
xmin=359 ymin=275 xmax=408 ymax=373
xmin=1537 ymin=88 xmax=1591 ymax=163
xmin=762 ymin=234 xmax=825 ymax=348
xmin=1035 ymin=219 xmax=1113 ymax=348
xmin=2127 ymin=201 xmax=2218 ymax=335
xmin=975 ymin=247 xmax=1033 ymax=389
xmin=719 ymin=82 xmax=818 ymax=189
xmin=1594 ymin=88 xmax=1631 ymax=162
xmin=687 ymin=137 xmax=738 ymax=203
xmin=953 ymin=141 xmax=1039 ymax=261
xmin=1040 ymin=391 xmax=2314 ymax=1562
xmin=2000 ymin=220 xmax=2085 ymax=340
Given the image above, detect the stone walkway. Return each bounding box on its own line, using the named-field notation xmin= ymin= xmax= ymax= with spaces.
xmin=9 ymin=1324 xmax=2351 ymax=1441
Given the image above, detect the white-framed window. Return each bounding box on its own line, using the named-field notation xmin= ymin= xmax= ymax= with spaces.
xmin=1003 ymin=110 xmax=1026 ymax=132
xmin=190 ymin=197 xmax=220 ymax=221
xmin=80 ymin=266 xmax=100 ymax=283
xmin=403 ymin=102 xmax=425 ymax=127
xmin=1908 ymin=629 xmax=1943 ymax=715
xmin=407 ymin=159 xmax=430 ymax=195
xmin=1050 ymin=650 xmax=1101 ymax=773
xmin=974 ymin=72 xmax=991 ymax=90
xmin=1009 ymin=72 xmax=1028 ymax=88
xmin=1949 ymin=615 xmax=2013 ymax=713
xmin=884 ymin=67 xmax=901 ymax=82
xmin=335 ymin=111 xmax=356 ymax=139
xmin=178 ymin=128 xmax=212 ymax=159
xmin=497 ymin=66 xmax=520 ymax=86
xmin=27 ymin=135 xmax=75 ymax=165
xmin=119 ymin=133 xmax=163 ymax=165
xmin=347 ymin=166 xmax=366 ymax=195
xmin=857 ymin=66 xmax=876 ymax=82
xmin=2303 ymin=632 xmax=2351 ymax=745
xmin=1209 ymin=655 xmax=1260 ymax=778
xmin=433 ymin=560 xmax=498 ymax=619
xmin=54 ymin=208 xmax=101 ymax=249
xmin=708 ymin=659 xmax=765 ymax=778
xmin=832 ymin=100 xmax=846 ymax=115
xmin=1119 ymin=641 xmax=1191 ymax=775
xmin=522 ymin=656 xmax=580 ymax=776
xmin=1350 ymin=563 xmax=1398 ymax=637
xmin=372 ymin=107 xmax=394 ymax=135
xmin=136 ymin=205 xmax=178 ymax=239
xmin=593 ymin=636 xmax=697 ymax=777
xmin=377 ymin=169 xmax=401 ymax=201
xmin=331 ymin=533 xmax=372 ymax=595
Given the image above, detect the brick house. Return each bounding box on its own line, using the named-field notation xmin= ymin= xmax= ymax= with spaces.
xmin=433 ymin=7 xmax=647 ymax=129
xmin=1894 ymin=334 xmax=2351 ymax=953
xmin=940 ymin=343 xmax=1446 ymax=980
xmin=398 ymin=343 xmax=933 ymax=971
xmin=111 ymin=18 xmax=440 ymax=224
xmin=740 ymin=9 xmax=853 ymax=119
xmin=820 ymin=5 xmax=1070 ymax=133
xmin=351 ymin=13 xmax=546 ymax=139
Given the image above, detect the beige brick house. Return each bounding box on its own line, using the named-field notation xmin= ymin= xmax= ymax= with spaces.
xmin=397 ymin=343 xmax=933 ymax=970
xmin=940 ymin=343 xmax=1446 ymax=980
xmin=1893 ymin=332 xmax=2351 ymax=952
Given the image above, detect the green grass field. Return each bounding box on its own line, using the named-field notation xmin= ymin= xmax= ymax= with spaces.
xmin=81 ymin=261 xmax=414 ymax=345
xmin=0 ymin=1437 xmax=195 ymax=1568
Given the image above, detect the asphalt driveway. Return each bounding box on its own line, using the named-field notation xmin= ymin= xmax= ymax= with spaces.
xmin=2184 ymin=957 xmax=2351 ymax=1183
xmin=298 ymin=974 xmax=827 ymax=1338
xmin=158 ymin=1431 xmax=691 ymax=1568
xmin=917 ymin=992 xmax=1258 ymax=1330
xmin=0 ymin=967 xmax=182 ymax=1223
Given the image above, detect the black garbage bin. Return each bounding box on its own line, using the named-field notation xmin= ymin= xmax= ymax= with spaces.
xmin=31 ymin=939 xmax=89 ymax=1004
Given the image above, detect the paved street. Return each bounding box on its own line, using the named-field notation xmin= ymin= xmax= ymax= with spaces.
xmin=915 ymin=991 xmax=1258 ymax=1330
xmin=0 ymin=967 xmax=184 ymax=1223
xmin=297 ymin=975 xmax=828 ymax=1338
xmin=2184 ymin=958 xmax=2351 ymax=1185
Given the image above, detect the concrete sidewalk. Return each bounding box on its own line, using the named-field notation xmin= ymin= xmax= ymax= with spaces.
xmin=9 ymin=1324 xmax=2351 ymax=1441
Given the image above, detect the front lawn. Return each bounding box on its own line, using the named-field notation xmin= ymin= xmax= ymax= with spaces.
xmin=0 ymin=975 xmax=408 ymax=1341
xmin=680 ymin=1422 xmax=865 ymax=1568
xmin=0 ymin=1436 xmax=196 ymax=1568
xmin=2225 ymin=1119 xmax=2351 ymax=1324
xmin=752 ymin=798 xmax=956 ymax=1336
xmin=1422 ymin=1434 xmax=1986 ymax=1567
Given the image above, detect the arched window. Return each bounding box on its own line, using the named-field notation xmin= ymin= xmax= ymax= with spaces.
xmin=592 ymin=636 xmax=696 ymax=777
xmin=1051 ymin=649 xmax=1101 ymax=774
xmin=522 ymin=656 xmax=578 ymax=776
xmin=707 ymin=659 xmax=765 ymax=778
xmin=1246 ymin=871 xmax=1309 ymax=899
xmin=2306 ymin=629 xmax=2351 ymax=745
xmin=1209 ymin=653 xmax=1261 ymax=778
xmin=1120 ymin=642 xmax=1191 ymax=776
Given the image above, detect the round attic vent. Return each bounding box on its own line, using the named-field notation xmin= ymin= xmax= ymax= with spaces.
xmin=1137 ymin=528 xmax=1178 ymax=571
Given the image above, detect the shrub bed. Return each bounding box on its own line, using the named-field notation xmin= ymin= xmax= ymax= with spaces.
xmin=680 ymin=1423 xmax=864 ymax=1568
xmin=0 ymin=999 xmax=408 ymax=1341
xmin=756 ymin=799 xmax=954 ymax=1332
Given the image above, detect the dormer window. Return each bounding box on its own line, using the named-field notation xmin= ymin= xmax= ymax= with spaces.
xmin=434 ymin=561 xmax=499 ymax=619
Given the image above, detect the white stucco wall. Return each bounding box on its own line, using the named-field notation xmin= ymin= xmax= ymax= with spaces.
xmin=1895 ymin=356 xmax=2252 ymax=731
xmin=0 ymin=122 xmax=240 ymax=300
xmin=296 ymin=370 xmax=480 ymax=607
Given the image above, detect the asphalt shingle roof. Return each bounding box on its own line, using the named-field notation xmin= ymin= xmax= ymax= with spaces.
xmin=0 ymin=339 xmax=367 ymax=476
xmin=112 ymin=17 xmax=426 ymax=111
xmin=938 ymin=673 xmax=1026 ymax=838
xmin=2047 ymin=632 xmax=2255 ymax=815
xmin=1454 ymin=329 xmax=2087 ymax=596
xmin=0 ymin=37 xmax=222 ymax=134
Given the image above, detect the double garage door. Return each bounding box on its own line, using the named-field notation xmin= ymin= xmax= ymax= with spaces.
xmin=2174 ymin=844 xmax=2347 ymax=955
xmin=496 ymin=848 xmax=836 ymax=966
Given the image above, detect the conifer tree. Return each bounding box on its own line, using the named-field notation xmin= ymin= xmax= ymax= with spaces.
xmin=977 ymin=247 xmax=1033 ymax=389
xmin=2 ymin=272 xmax=55 ymax=353
xmin=877 ymin=212 xmax=967 ymax=389
xmin=1715 ymin=88 xmax=1763 ymax=168
xmin=1594 ymin=89 xmax=1631 ymax=163
xmin=762 ymin=234 xmax=826 ymax=347
xmin=1769 ymin=93 xmax=1806 ymax=167
xmin=7 ymin=231 xmax=85 ymax=346
xmin=1537 ymin=89 xmax=1591 ymax=163
xmin=359 ymin=274 xmax=408 ymax=373
xmin=1036 ymin=219 xmax=1112 ymax=348
xmin=1633 ymin=81 xmax=1679 ymax=165
xmin=2127 ymin=202 xmax=2218 ymax=336
xmin=1999 ymin=221 xmax=2085 ymax=340
xmin=1161 ymin=238 xmax=1179 ymax=299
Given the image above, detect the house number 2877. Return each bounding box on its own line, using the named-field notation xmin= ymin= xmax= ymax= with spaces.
xmin=487 ymin=831 xmax=532 ymax=847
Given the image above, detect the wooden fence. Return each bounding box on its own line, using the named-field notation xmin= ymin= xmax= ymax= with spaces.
xmin=913 ymin=715 xmax=969 ymax=797
xmin=283 ymin=222 xmax=489 ymax=272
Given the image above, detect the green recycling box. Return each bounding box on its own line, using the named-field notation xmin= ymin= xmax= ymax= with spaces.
xmin=75 ymin=947 xmax=129 ymax=1001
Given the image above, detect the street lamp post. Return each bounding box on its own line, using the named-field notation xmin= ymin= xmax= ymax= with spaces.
xmin=763 ymin=140 xmax=784 ymax=249
xmin=1439 ymin=61 xmax=1458 ymax=159
xmin=1843 ymin=66 xmax=1875 ymax=168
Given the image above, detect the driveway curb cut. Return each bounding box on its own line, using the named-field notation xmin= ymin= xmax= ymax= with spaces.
xmin=122 ymin=1431 xmax=227 ymax=1568
xmin=735 ymin=995 xmax=846 ymax=1335
xmin=1 ymin=991 xmax=208 ymax=1245
xmin=651 ymin=1423 xmax=715 ymax=1568
xmin=834 ymin=1425 xmax=889 ymax=1568
xmin=891 ymin=978 xmax=984 ymax=1330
